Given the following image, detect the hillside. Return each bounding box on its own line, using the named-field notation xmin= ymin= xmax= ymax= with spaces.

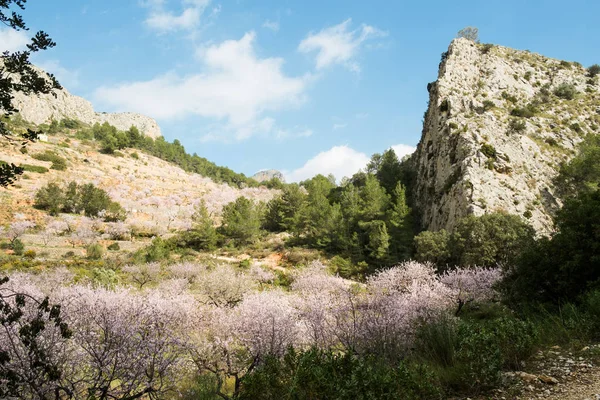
xmin=0 ymin=124 xmax=276 ymax=256
xmin=412 ymin=38 xmax=600 ymax=233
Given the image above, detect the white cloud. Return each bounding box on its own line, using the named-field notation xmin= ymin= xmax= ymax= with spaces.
xmin=143 ymin=0 xmax=211 ymax=33
xmin=0 ymin=28 xmax=29 ymax=53
xmin=332 ymin=123 xmax=347 ymax=130
xmin=94 ymin=32 xmax=310 ymax=141
xmin=391 ymin=144 xmax=416 ymax=160
xmin=284 ymin=145 xmax=370 ymax=183
xmin=298 ymin=19 xmax=386 ymax=72
xmin=36 ymin=60 xmax=81 ymax=90
xmin=355 ymin=112 xmax=369 ymax=119
xmin=262 ymin=20 xmax=280 ymax=32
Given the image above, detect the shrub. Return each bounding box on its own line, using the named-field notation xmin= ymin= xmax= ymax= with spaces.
xmin=481 ymin=100 xmax=495 ymax=112
xmin=510 ymin=103 xmax=538 ymax=118
xmin=480 ymin=43 xmax=494 ymax=54
xmin=501 ymin=92 xmax=518 ymax=104
xmin=587 ymin=64 xmax=600 ymax=78
xmin=237 ymin=348 xmax=443 ymax=400
xmin=414 ymin=230 xmax=451 ymax=267
xmin=60 ymin=118 xmax=81 ymax=129
xmin=508 ymin=118 xmax=526 ymax=133
xmin=107 ymin=242 xmax=120 ymax=251
xmin=480 ymin=143 xmax=497 ymax=159
xmin=20 ymin=164 xmax=48 ymax=173
xmin=457 ymin=26 xmax=479 ymax=42
xmin=12 ymin=239 xmax=24 ymax=256
xmin=554 ymin=83 xmax=578 ymax=100
xmin=32 ymin=150 xmax=67 ymax=170
xmin=86 ymin=243 xmax=104 ymax=260
xmin=23 ymin=249 xmax=36 ymax=259
xmin=34 ymin=182 xmax=65 ymax=215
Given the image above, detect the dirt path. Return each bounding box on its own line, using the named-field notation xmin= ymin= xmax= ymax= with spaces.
xmin=487 ymin=345 xmax=600 ymax=400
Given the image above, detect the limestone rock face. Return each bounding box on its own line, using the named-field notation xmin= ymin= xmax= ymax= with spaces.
xmin=252 ymin=169 xmax=285 ymax=183
xmin=8 ymin=65 xmax=162 ymax=139
xmin=412 ymin=38 xmax=600 ymax=234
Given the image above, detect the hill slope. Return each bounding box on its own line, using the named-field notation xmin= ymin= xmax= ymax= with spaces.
xmin=412 ymin=38 xmax=600 ymax=233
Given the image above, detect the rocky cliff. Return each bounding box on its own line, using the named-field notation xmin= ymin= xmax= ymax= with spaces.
xmin=412 ymin=38 xmax=600 ymax=233
xmin=9 ymin=65 xmax=162 ymax=139
xmin=252 ymin=169 xmax=285 ymax=183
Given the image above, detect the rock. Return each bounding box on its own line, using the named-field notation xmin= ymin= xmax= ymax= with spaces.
xmin=251 ymin=169 xmax=285 ymax=183
xmin=517 ymin=371 xmax=539 ymax=383
xmin=6 ymin=61 xmax=162 ymax=139
xmin=411 ymin=38 xmax=597 ymax=234
xmin=538 ymin=375 xmax=559 ymax=385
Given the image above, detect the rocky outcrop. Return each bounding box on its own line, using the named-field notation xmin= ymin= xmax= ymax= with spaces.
xmin=252 ymin=169 xmax=285 ymax=183
xmin=412 ymin=38 xmax=599 ymax=233
xmin=8 ymin=65 xmax=162 ymax=139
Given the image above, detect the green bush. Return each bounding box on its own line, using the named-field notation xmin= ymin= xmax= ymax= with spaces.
xmin=237 ymin=348 xmax=442 ymax=400
xmin=508 ymin=118 xmax=527 ymax=133
xmin=60 ymin=118 xmax=81 ymax=129
xmin=20 ymin=164 xmax=48 ymax=173
xmin=510 ymin=102 xmax=538 ymax=118
xmin=481 ymin=100 xmax=495 ymax=111
xmin=219 ymin=197 xmax=262 ymax=246
xmin=12 ymin=239 xmax=24 ymax=256
xmin=86 ymin=243 xmax=104 ymax=260
xmin=140 ymin=237 xmax=171 ymax=262
xmin=34 ymin=181 xmax=125 ymax=221
xmin=32 ymin=150 xmax=67 ymax=170
xmin=480 ymin=143 xmax=497 ymax=159
xmin=107 ymin=242 xmax=120 ymax=251
xmin=554 ymin=83 xmax=578 ymax=100
xmin=415 ymin=213 xmax=535 ymax=269
xmin=23 ymin=250 xmax=36 ymax=259
xmin=414 ymin=230 xmax=451 ymax=267
xmin=587 ymin=64 xmax=600 ymax=78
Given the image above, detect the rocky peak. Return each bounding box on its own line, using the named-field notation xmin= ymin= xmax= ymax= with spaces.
xmin=412 ymin=38 xmax=599 ymax=233
xmin=7 ymin=63 xmax=162 ymax=139
xmin=252 ymin=169 xmax=285 ymax=183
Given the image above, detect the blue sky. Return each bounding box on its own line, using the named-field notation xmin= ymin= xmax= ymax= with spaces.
xmin=2 ymin=0 xmax=600 ymax=181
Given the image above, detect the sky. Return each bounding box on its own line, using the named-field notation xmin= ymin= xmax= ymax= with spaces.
xmin=1 ymin=0 xmax=599 ymax=182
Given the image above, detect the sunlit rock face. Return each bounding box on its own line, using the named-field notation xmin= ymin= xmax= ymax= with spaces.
xmin=411 ymin=38 xmax=599 ymax=234
xmin=9 ymin=63 xmax=162 ymax=139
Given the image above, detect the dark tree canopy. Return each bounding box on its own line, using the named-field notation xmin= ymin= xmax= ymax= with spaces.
xmin=1 ymin=0 xmax=61 ymax=187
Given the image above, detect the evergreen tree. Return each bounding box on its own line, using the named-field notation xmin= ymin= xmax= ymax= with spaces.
xmin=376 ymin=149 xmax=403 ymax=196
xmin=386 ymin=183 xmax=414 ymax=261
xmin=187 ymin=199 xmax=218 ymax=250
xmin=220 ymin=197 xmax=262 ymax=245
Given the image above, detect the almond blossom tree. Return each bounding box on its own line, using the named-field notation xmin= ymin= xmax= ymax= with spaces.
xmin=441 ymin=266 xmax=503 ymax=315
xmin=6 ymin=220 xmax=35 ymax=244
xmin=197 ymin=264 xmax=256 ymax=308
xmin=123 ymin=262 xmax=162 ymax=289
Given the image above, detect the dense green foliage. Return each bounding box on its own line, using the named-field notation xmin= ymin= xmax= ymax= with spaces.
xmin=31 ymin=150 xmax=67 ymax=170
xmin=502 ymin=134 xmax=600 ymax=304
xmin=414 ymin=213 xmax=535 ymax=269
xmin=237 ymin=348 xmax=442 ymax=400
xmin=219 ymin=197 xmax=263 ymax=246
xmin=503 ymin=189 xmax=600 ymax=304
xmin=178 ymin=200 xmax=218 ymax=251
xmin=556 ymin=134 xmax=600 ymax=195
xmin=34 ymin=181 xmax=125 ymax=221
xmin=261 ymin=149 xmax=415 ymax=275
